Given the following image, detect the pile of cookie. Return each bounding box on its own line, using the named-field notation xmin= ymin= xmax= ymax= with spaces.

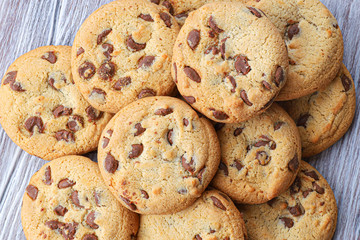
xmin=0 ymin=0 xmax=355 ymax=239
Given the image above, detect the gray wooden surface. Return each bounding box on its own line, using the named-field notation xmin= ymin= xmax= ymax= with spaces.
xmin=0 ymin=0 xmax=358 ymax=239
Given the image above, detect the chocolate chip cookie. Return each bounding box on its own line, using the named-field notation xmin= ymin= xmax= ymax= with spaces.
xmin=247 ymin=0 xmax=344 ymax=100
xmin=238 ymin=161 xmax=338 ymax=240
xmin=72 ymin=0 xmax=180 ymax=113
xmin=137 ymin=189 xmax=248 ymax=240
xmin=98 ymin=96 xmax=220 ymax=215
xmin=172 ymin=1 xmax=289 ymax=123
xmin=280 ymin=64 xmax=356 ymax=157
xmin=211 ymin=103 xmax=301 ymax=204
xmin=21 ymin=155 xmax=139 ymax=240
xmin=0 ymin=46 xmax=112 ymax=160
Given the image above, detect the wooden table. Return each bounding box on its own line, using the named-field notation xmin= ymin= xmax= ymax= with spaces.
xmin=0 ymin=0 xmax=358 ymax=239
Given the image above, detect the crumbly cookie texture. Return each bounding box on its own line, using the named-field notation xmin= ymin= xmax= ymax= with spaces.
xmin=21 ymin=156 xmax=139 ymax=240
xmin=247 ymin=0 xmax=344 ymax=100
xmin=0 ymin=46 xmax=112 ymax=160
xmin=137 ymin=190 xmax=248 ymax=240
xmin=279 ymin=64 xmax=356 ymax=157
xmin=98 ymin=96 xmax=220 ymax=215
xmin=71 ymin=0 xmax=180 ymax=113
xmin=172 ymin=1 xmax=289 ymax=123
xmin=238 ymin=161 xmax=338 ymax=240
xmin=211 ymin=103 xmax=301 ymax=204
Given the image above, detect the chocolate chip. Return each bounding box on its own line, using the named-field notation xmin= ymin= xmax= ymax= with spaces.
xmin=173 ymin=63 xmax=178 ymax=83
xmin=113 ymin=76 xmax=131 ymax=90
xmin=287 ymin=24 xmax=299 ymax=40
xmin=3 ymin=71 xmax=17 ymax=85
xmin=24 ymin=116 xmax=44 ymax=134
xmin=274 ymin=66 xmax=284 ymax=87
xmin=138 ymin=56 xmax=155 ymax=68
xmin=45 ymin=220 xmax=63 ymax=230
xmin=175 ymin=12 xmax=188 ymax=19
xmin=26 ymin=185 xmax=38 ymax=200
xmin=256 ymin=151 xmax=270 ymax=165
xmin=274 ymin=121 xmax=285 ymax=130
xmin=214 ymin=122 xmax=225 ymax=131
xmin=55 ymin=130 xmax=75 ymax=142
xmin=43 ymin=166 xmax=53 ymax=185
xmin=139 ymin=13 xmax=154 ymax=22
xmin=162 ymin=1 xmax=174 ymax=15
xmin=262 ymin=81 xmax=271 ymax=90
xmin=59 ymin=222 xmax=78 ymax=239
xmin=120 ymin=196 xmax=137 ymax=211
xmin=290 ymin=177 xmax=301 ymax=195
xmin=235 ymin=55 xmax=251 ymax=75
xmin=288 ymin=154 xmax=299 ymax=172
xmin=208 ymin=16 xmax=223 ymax=34
xmin=53 ymin=105 xmax=73 ymax=118
xmin=183 ymin=118 xmax=189 ymax=126
xmin=134 ymin=123 xmax=146 ymax=136
xmin=288 ymin=203 xmax=304 ymax=217
xmin=167 ymin=129 xmax=173 ymax=145
xmin=58 ymin=178 xmax=75 ymax=189
xmin=150 ymin=0 xmax=160 ymax=4
xmin=312 ymin=182 xmax=325 ymax=194
xmin=77 ymin=47 xmax=84 ymax=57
xmin=220 ymin=38 xmax=227 ymax=60
xmin=231 ymin=160 xmax=243 ymax=171
xmin=127 ymin=35 xmax=146 ymax=52
xmin=54 ymin=205 xmax=68 ymax=216
xmin=187 ymin=30 xmax=201 ymax=50
xmin=86 ymin=211 xmax=99 ymax=229
xmin=297 ymin=114 xmax=310 ymax=128
xmin=79 ymin=62 xmax=96 ymax=79
xmin=82 ymin=234 xmax=98 ymax=240
xmin=213 ymin=110 xmax=229 ymax=120
xmin=183 ymin=96 xmax=196 ymax=104
xmin=94 ymin=191 xmax=101 ymax=207
xmin=254 ymin=136 xmax=271 ymax=147
xmin=97 ymin=28 xmax=112 ymax=44
xmin=197 ymin=167 xmax=206 ymax=183
xmin=184 ymin=66 xmax=201 ymax=83
xmin=210 ymin=196 xmax=226 ymax=210
xmin=102 ymin=43 xmax=114 ymax=59
xmin=98 ymin=62 xmax=116 ymax=80
xmin=10 ymin=81 xmax=25 ymax=92
xmin=247 ymin=7 xmax=262 ymax=18
xmin=48 ymin=78 xmax=57 ymax=90
xmin=67 ymin=115 xmax=84 ymax=132
xmin=280 ymin=217 xmax=294 ymax=228
xmin=160 ymin=12 xmax=172 ymax=27
xmin=195 ymin=234 xmax=203 ymax=240
xmin=341 ymin=74 xmax=352 ymax=92
xmin=219 ymin=161 xmax=228 ymax=176
xmin=302 ymin=189 xmax=313 ymax=198
xmin=138 ymin=88 xmax=156 ymax=99
xmin=86 ymin=106 xmax=103 ymax=122
xmin=303 ymin=170 xmax=319 ymax=180
xmin=234 ymin=128 xmax=243 ymax=136
xmin=71 ymin=190 xmax=84 ymax=208
xmin=41 ymin=51 xmax=57 ymax=64
xmin=104 ymin=153 xmax=119 ymax=173
xmin=155 ymin=108 xmax=173 ymax=116
xmin=226 ymin=75 xmax=237 ymax=93
xmin=240 ymin=90 xmax=253 ymax=106
xmin=129 ymin=144 xmax=143 ymax=159
xmin=141 ymin=190 xmax=149 ymax=199
xmin=181 ymin=155 xmax=195 ymax=174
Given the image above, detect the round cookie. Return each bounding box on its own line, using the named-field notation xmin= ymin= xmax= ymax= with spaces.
xmin=21 ymin=156 xmax=139 ymax=240
xmin=279 ymin=64 xmax=356 ymax=158
xmin=137 ymin=190 xmax=248 ymax=240
xmin=0 ymin=46 xmax=112 ymax=161
xmin=71 ymin=0 xmax=180 ymax=113
xmin=211 ymin=103 xmax=301 ymax=204
xmin=247 ymin=0 xmax=344 ymax=100
xmin=237 ymin=161 xmax=338 ymax=240
xmin=172 ymin=2 xmax=289 ymax=123
xmin=98 ymin=96 xmax=220 ymax=215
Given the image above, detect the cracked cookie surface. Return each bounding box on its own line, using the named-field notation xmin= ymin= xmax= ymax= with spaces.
xmin=0 ymin=46 xmax=112 ymax=160
xmin=98 ymin=96 xmax=220 ymax=214
xmin=71 ymin=0 xmax=180 ymax=113
xmin=211 ymin=103 xmax=301 ymax=204
xmin=172 ymin=1 xmax=289 ymax=123
xmin=237 ymin=161 xmax=337 ymax=240
xmin=280 ymin=64 xmax=356 ymax=157
xmin=21 ymin=155 xmax=139 ymax=240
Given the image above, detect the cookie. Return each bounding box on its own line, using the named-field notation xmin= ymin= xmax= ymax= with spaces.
xmin=137 ymin=189 xmax=248 ymax=240
xmin=279 ymin=64 xmax=356 ymax=158
xmin=172 ymin=1 xmax=289 ymax=123
xmin=238 ymin=161 xmax=338 ymax=240
xmin=71 ymin=0 xmax=180 ymax=113
xmin=247 ymin=0 xmax=344 ymax=100
xmin=0 ymin=46 xmax=112 ymax=161
xmin=21 ymin=155 xmax=139 ymax=240
xmin=211 ymin=103 xmax=301 ymax=204
xmin=97 ymin=96 xmax=220 ymax=215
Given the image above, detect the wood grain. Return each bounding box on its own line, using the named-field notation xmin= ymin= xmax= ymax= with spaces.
xmin=0 ymin=0 xmax=359 ymax=239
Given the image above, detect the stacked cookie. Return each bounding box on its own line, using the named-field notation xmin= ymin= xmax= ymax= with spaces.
xmin=0 ymin=0 xmax=355 ymax=239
